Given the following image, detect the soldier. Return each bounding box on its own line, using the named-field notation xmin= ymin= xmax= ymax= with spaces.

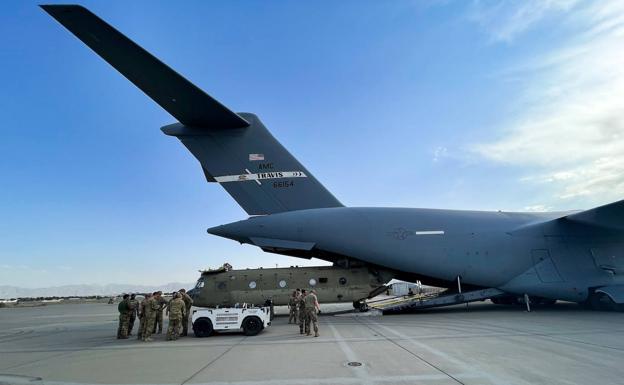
xmin=298 ymin=289 xmax=307 ymax=335
xmin=142 ymin=292 xmax=161 ymax=342
xmin=165 ymin=293 xmax=182 ymax=336
xmin=166 ymin=292 xmax=186 ymax=341
xmin=288 ymin=290 xmax=298 ymax=324
xmin=127 ymin=294 xmax=138 ymax=336
xmin=152 ymin=291 xmax=167 ymax=334
xmin=137 ymin=293 xmax=151 ymax=340
xmin=179 ymin=288 xmax=193 ymax=337
xmin=304 ymin=289 xmax=320 ymax=337
xmin=116 ymin=294 xmax=130 ymax=339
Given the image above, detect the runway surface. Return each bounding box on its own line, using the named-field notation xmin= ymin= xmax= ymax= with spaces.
xmin=1 ymin=302 xmax=623 ymax=385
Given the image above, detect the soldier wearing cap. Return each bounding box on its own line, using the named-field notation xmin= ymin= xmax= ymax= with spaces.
xmin=127 ymin=294 xmax=138 ymax=336
xmin=142 ymin=292 xmax=161 ymax=342
xmin=116 ymin=294 xmax=131 ymax=339
xmin=166 ymin=292 xmax=186 ymax=341
xmin=152 ymin=290 xmax=167 ymax=334
xmin=288 ymin=290 xmax=298 ymax=324
xmin=137 ymin=293 xmax=151 ymax=340
xmin=304 ymin=289 xmax=320 ymax=337
xmin=297 ymin=289 xmax=307 ymax=335
xmin=179 ymin=288 xmax=193 ymax=336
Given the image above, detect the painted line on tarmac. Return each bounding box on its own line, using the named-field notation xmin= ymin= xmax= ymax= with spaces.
xmin=179 ymin=336 xmax=247 ymax=385
xmin=366 ymin=320 xmax=506 ymax=385
xmin=327 ymin=322 xmax=374 ymax=385
xmin=452 ymin=316 xmax=624 ymax=353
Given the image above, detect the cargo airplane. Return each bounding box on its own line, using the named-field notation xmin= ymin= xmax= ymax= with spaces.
xmin=43 ymin=5 xmax=624 ymax=311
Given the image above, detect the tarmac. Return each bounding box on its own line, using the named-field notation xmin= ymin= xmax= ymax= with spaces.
xmin=1 ymin=301 xmax=623 ymax=385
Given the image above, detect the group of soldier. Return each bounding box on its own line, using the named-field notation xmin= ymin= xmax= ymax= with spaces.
xmin=288 ymin=288 xmax=320 ymax=337
xmin=116 ymin=288 xmax=193 ymax=342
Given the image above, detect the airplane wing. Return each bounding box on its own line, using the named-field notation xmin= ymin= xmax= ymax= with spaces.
xmin=564 ymin=199 xmax=624 ymax=231
xmin=41 ymin=4 xmax=249 ymax=129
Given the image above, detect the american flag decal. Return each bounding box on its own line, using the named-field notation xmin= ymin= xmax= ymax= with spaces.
xmin=249 ymin=153 xmax=264 ymax=161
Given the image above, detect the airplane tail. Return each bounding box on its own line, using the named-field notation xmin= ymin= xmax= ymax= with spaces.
xmin=563 ymin=199 xmax=624 ymax=231
xmin=42 ymin=4 xmax=342 ymax=215
xmin=161 ymin=117 xmax=343 ymax=215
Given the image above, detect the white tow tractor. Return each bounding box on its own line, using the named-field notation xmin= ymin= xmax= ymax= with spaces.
xmin=191 ymin=306 xmax=271 ymax=337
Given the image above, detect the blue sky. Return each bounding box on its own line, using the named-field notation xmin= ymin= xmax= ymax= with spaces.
xmin=1 ymin=0 xmax=623 ymax=287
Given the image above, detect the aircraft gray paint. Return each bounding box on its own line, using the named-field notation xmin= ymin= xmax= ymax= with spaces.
xmin=43 ymin=5 xmax=624 ymax=310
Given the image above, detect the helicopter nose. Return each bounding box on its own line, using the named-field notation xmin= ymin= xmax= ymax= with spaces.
xmin=187 ymin=288 xmax=198 ymax=299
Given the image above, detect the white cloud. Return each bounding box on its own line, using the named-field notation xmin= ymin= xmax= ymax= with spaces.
xmin=433 ymin=146 xmax=448 ymax=162
xmin=472 ymin=0 xmax=624 ymax=207
xmin=468 ymin=0 xmax=580 ymax=43
xmin=523 ymin=204 xmax=553 ymax=212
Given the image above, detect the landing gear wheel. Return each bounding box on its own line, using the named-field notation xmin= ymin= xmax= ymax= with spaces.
xmin=589 ymin=292 xmax=617 ymax=311
xmin=242 ymin=316 xmax=263 ymax=336
xmin=193 ymin=318 xmax=213 ymax=338
xmin=353 ymin=301 xmax=368 ymax=312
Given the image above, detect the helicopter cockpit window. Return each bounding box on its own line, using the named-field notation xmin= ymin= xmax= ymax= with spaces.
xmin=195 ymin=278 xmax=205 ymax=289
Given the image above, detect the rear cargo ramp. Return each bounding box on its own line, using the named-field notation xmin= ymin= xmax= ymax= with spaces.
xmin=370 ymin=288 xmax=505 ymax=314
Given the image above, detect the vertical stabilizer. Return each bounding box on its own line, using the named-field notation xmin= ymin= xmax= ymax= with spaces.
xmin=162 ymin=114 xmax=343 ymax=215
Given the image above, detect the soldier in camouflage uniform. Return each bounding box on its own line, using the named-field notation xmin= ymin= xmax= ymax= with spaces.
xmin=164 ymin=295 xmax=178 ymax=336
xmin=166 ymin=292 xmax=186 ymax=341
xmin=288 ymin=290 xmax=299 ymax=324
xmin=152 ymin=291 xmax=167 ymax=334
xmin=137 ymin=293 xmax=151 ymax=340
xmin=127 ymin=294 xmax=138 ymax=336
xmin=179 ymin=288 xmax=193 ymax=337
xmin=304 ymin=289 xmax=320 ymax=337
xmin=298 ymin=289 xmax=307 ymax=335
xmin=116 ymin=294 xmax=130 ymax=339
xmin=142 ymin=292 xmax=161 ymax=342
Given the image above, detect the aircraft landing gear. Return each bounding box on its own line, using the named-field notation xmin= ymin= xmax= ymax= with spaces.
xmin=353 ymin=300 xmax=369 ymax=312
xmin=585 ymin=292 xmax=623 ymax=311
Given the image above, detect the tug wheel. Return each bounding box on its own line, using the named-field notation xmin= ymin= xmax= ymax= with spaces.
xmin=242 ymin=316 xmax=263 ymax=336
xmin=193 ymin=318 xmax=213 ymax=338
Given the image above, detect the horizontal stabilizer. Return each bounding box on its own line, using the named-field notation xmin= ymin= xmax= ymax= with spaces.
xmin=564 ymin=199 xmax=624 ymax=231
xmin=41 ymin=4 xmax=249 ymax=129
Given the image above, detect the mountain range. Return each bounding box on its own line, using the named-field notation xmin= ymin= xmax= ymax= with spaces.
xmin=0 ymin=282 xmax=195 ymax=299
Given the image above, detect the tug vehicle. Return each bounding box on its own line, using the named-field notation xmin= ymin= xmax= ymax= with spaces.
xmin=192 ymin=305 xmax=271 ymax=337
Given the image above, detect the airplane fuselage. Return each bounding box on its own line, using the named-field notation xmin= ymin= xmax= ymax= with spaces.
xmin=209 ymin=207 xmax=624 ymax=303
